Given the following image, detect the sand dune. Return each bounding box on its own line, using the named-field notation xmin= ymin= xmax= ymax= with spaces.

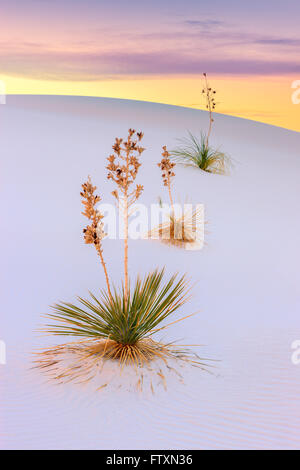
xmin=1 ymin=95 xmax=300 ymax=449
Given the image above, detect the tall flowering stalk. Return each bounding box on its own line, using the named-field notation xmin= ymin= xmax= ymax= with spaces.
xmin=106 ymin=129 xmax=145 ymax=307
xmin=81 ymin=177 xmax=112 ymax=302
xmin=202 ymin=72 xmax=217 ymax=149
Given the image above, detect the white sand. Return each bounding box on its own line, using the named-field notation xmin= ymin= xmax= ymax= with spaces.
xmin=1 ymin=95 xmax=300 ymax=449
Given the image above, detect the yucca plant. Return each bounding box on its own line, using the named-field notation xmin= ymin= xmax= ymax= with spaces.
xmin=171 ymin=73 xmax=231 ymax=175
xmin=171 ymin=132 xmax=230 ymax=175
xmin=35 ymin=129 xmax=207 ymax=391
xmin=148 ymin=146 xmax=204 ymax=250
xmin=46 ymin=270 xmax=190 ymax=342
xmin=151 ymin=207 xmax=204 ymax=250
xmin=40 ymin=270 xmax=195 ymax=365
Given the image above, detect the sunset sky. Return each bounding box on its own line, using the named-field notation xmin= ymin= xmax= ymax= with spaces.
xmin=1 ymin=0 xmax=300 ymax=130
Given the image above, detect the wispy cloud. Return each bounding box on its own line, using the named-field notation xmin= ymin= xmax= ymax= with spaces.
xmin=254 ymin=38 xmax=300 ymax=46
xmin=0 ymin=47 xmax=299 ymax=81
xmin=183 ymin=19 xmax=225 ymax=27
xmin=0 ymin=16 xmax=299 ymax=81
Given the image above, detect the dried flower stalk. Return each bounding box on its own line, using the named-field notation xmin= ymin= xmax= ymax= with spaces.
xmin=158 ymin=146 xmax=176 ymax=211
xmin=202 ymin=73 xmax=217 ymax=149
xmin=106 ymin=129 xmax=145 ymax=307
xmin=81 ymin=177 xmax=112 ymax=302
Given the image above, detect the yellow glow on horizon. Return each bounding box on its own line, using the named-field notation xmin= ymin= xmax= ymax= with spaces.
xmin=1 ymin=74 xmax=299 ymax=132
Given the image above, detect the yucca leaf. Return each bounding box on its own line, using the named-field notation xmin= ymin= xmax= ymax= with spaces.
xmin=44 ymin=270 xmax=190 ymax=345
xmin=171 ymin=132 xmax=231 ymax=174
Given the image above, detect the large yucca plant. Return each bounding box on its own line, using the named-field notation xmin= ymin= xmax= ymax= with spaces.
xmin=36 ymin=129 xmax=206 ymax=391
xmin=44 ymin=270 xmax=189 ymax=346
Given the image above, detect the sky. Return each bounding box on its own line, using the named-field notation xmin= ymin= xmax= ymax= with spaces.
xmin=0 ymin=0 xmax=300 ymax=130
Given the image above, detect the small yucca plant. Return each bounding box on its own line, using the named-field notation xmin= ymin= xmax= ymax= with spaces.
xmin=148 ymin=147 xmax=204 ymax=250
xmin=151 ymin=207 xmax=204 ymax=250
xmin=35 ymin=129 xmax=206 ymax=391
xmin=171 ymin=73 xmax=231 ymax=175
xmin=171 ymin=132 xmax=230 ymax=175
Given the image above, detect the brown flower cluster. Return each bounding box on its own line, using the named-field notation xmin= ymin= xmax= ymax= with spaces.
xmin=202 ymin=72 xmax=217 ymax=148
xmin=80 ymin=176 xmax=112 ymax=300
xmin=202 ymin=72 xmax=217 ymax=114
xmin=158 ymin=146 xmax=176 ymax=187
xmin=107 ymin=128 xmax=145 ymax=205
xmin=80 ymin=177 xmax=106 ymax=248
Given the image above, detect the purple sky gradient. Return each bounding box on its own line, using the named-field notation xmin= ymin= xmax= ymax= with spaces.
xmin=0 ymin=0 xmax=299 ymax=80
